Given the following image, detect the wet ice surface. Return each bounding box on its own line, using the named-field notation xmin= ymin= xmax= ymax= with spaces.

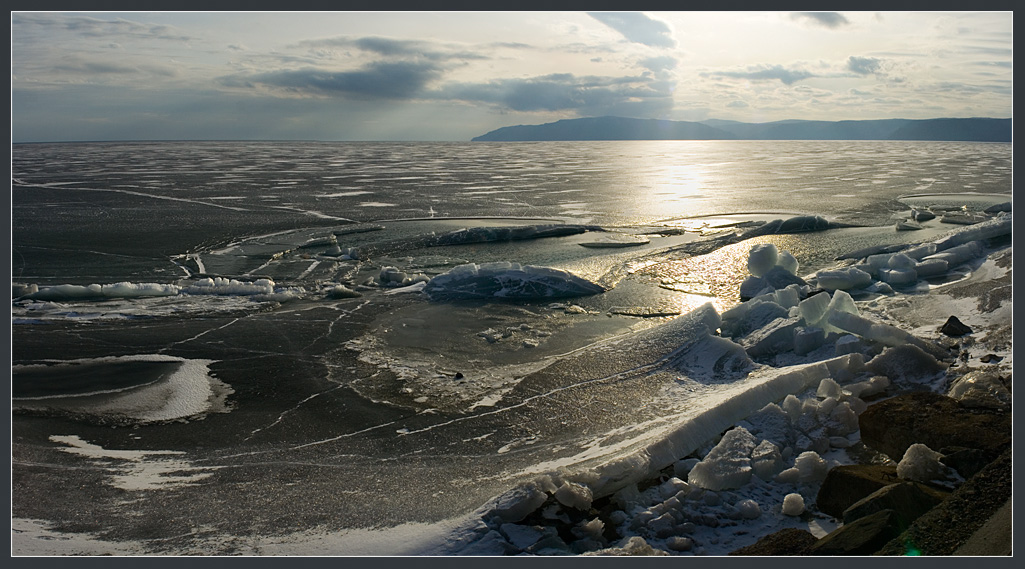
xmin=10 ymin=141 xmax=1012 ymax=555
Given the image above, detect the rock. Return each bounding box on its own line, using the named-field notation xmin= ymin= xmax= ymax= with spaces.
xmin=729 ymin=528 xmax=817 ymax=555
xmin=816 ymin=465 xmax=901 ymax=519
xmin=876 ymin=448 xmax=1011 ymax=555
xmin=939 ymin=316 xmax=973 ymax=337
xmin=842 ymin=482 xmax=946 ymax=527
xmin=979 ymin=353 xmax=1002 ymax=363
xmin=858 ymin=392 xmax=1011 ymax=462
xmin=939 ymin=447 xmax=997 ymax=479
xmin=807 ymin=509 xmax=905 ymax=555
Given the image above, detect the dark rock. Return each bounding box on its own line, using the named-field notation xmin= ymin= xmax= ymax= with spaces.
xmin=876 ymin=448 xmax=1011 ymax=555
xmin=939 ymin=315 xmax=973 ymax=337
xmin=816 ymin=465 xmax=901 ymax=519
xmin=979 ymin=353 xmax=1002 ymax=363
xmin=729 ymin=528 xmax=817 ymax=555
xmin=842 ymin=482 xmax=946 ymax=527
xmin=938 ymin=447 xmax=997 ymax=479
xmin=858 ymin=392 xmax=1011 ymax=462
xmin=807 ymin=509 xmax=905 ymax=555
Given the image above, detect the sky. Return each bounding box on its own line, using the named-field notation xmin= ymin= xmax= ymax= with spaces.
xmin=10 ymin=11 xmax=1014 ymax=142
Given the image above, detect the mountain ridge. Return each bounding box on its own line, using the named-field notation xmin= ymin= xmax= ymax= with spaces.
xmin=471 ymin=116 xmax=1012 ymax=142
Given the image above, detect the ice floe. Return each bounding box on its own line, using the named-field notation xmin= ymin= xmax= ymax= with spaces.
xmin=424 ymin=262 xmax=606 ymax=301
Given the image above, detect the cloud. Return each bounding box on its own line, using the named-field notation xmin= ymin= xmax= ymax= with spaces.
xmin=706 ymin=65 xmax=814 ymax=85
xmin=639 ymin=56 xmax=677 ymax=73
xmin=436 ymin=72 xmax=671 ymax=116
xmin=847 ymin=56 xmax=883 ymax=75
xmin=12 ymin=13 xmax=193 ymax=42
xmin=298 ymin=35 xmax=488 ymax=62
xmin=790 ymin=12 xmax=851 ymax=29
xmin=588 ymin=12 xmax=676 ymax=48
xmin=227 ymin=60 xmax=444 ymax=99
xmin=726 ymin=100 xmax=749 ymax=108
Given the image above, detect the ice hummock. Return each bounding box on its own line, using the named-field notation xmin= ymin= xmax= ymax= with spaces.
xmin=424 ymin=262 xmax=606 ymax=301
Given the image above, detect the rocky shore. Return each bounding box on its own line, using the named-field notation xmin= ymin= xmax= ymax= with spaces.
xmin=732 ymin=247 xmax=1013 ymax=556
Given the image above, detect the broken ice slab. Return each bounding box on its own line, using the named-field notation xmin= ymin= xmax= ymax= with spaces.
xmin=932 ymin=214 xmax=1011 ymax=250
xmin=814 ymin=267 xmax=872 ymax=291
xmin=921 ymin=241 xmax=984 ymax=267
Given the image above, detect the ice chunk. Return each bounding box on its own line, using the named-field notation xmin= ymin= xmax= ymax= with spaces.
xmin=947 ymin=370 xmax=1011 ymax=410
xmin=776 ymin=251 xmax=799 ymax=275
xmin=554 ymin=481 xmax=593 ymax=511
xmin=781 ymin=493 xmax=805 ymax=516
xmin=903 ymin=243 xmax=937 ymax=260
xmin=500 ymin=523 xmax=546 ymax=550
xmin=815 ymin=267 xmax=872 ymax=291
xmin=326 ymin=284 xmax=361 ymax=299
xmin=743 ymin=403 xmax=790 ymax=449
xmin=794 ymin=327 xmax=825 ymax=356
xmin=816 ymin=378 xmax=843 ymax=399
xmin=379 ymin=266 xmax=409 ymax=285
xmin=739 ymin=267 xmax=807 ymax=300
xmin=826 ymin=401 xmax=859 ymax=436
xmin=746 ymin=243 xmax=779 ymax=277
xmin=827 ymin=311 xmax=911 ymax=346
xmin=424 ymin=262 xmax=605 ymax=301
xmin=910 ymin=208 xmax=935 ymax=222
xmin=13 ymin=283 xmax=38 ymax=298
xmin=886 ymin=253 xmax=916 ymax=270
xmin=878 ymin=267 xmax=918 ymax=286
xmin=866 ymin=344 xmax=947 ymax=383
xmin=750 ymin=440 xmax=783 ymax=481
xmin=844 ymin=375 xmax=890 ymax=399
xmin=773 ymin=285 xmax=802 ymax=309
xmin=896 ymin=444 xmax=957 ymax=484
xmin=735 ymin=499 xmax=762 ymax=520
xmin=28 ymin=282 xmax=182 ymax=301
xmin=923 ymin=241 xmax=984 ymax=267
xmin=914 ymin=258 xmax=949 ymax=278
xmin=865 ymin=253 xmax=893 ymax=275
xmin=822 ymin=290 xmax=859 ymax=334
xmin=741 ymin=316 xmax=801 ymax=357
xmin=793 ymin=451 xmax=830 ymax=483
xmin=932 ymin=214 xmax=1011 ymax=250
xmin=723 ymin=300 xmax=789 ymax=338
xmin=687 ymin=427 xmax=758 ymax=491
xmin=490 ymin=482 xmax=550 ymax=522
xmin=184 ymin=277 xmax=275 ymax=296
xmin=799 ymin=292 xmax=831 ymax=327
xmin=834 ymin=334 xmax=865 ymax=356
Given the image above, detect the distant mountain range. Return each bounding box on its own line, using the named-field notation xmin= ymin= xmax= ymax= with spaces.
xmin=471 ymin=116 xmax=1012 ymax=142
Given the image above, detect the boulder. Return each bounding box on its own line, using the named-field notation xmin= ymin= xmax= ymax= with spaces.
xmin=939 ymin=315 xmax=973 ymax=337
xmin=842 ymin=482 xmax=946 ymax=527
xmin=815 ymin=464 xmax=901 ymax=519
xmin=729 ymin=528 xmax=817 ymax=556
xmin=807 ymin=509 xmax=905 ymax=555
xmin=858 ymin=392 xmax=1011 ymax=462
xmin=876 ymin=448 xmax=1011 ymax=556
